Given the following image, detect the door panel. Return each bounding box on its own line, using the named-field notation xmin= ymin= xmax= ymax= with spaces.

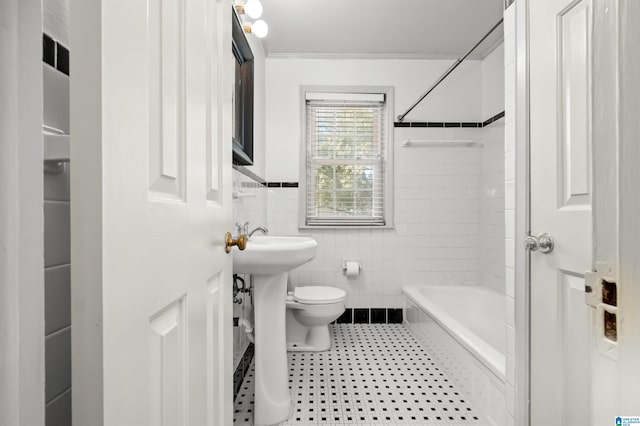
xmin=529 ymin=0 xmax=593 ymax=424
xmin=558 ymin=271 xmax=590 ymax=425
xmin=148 ymin=0 xmax=186 ymax=199
xmin=149 ymin=299 xmax=186 ymax=426
xmin=558 ymin=0 xmax=591 ymax=208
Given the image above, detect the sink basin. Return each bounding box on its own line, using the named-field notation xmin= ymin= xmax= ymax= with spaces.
xmin=232 ymin=235 xmax=317 ymax=274
xmin=231 ymin=235 xmax=318 ymax=425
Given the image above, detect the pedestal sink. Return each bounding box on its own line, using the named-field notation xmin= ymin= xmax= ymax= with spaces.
xmin=233 ymin=236 xmax=317 ymax=426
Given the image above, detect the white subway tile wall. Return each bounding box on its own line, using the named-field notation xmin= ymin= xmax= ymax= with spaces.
xmin=480 ymin=123 xmax=506 ymax=294
xmin=43 ymin=63 xmax=71 ymax=426
xmin=44 ymin=265 xmax=71 ymax=335
xmin=232 ymin=169 xmax=268 ymax=371
xmin=503 ymin=4 xmax=517 ymax=425
xmin=267 ymin=125 xmax=510 ymax=309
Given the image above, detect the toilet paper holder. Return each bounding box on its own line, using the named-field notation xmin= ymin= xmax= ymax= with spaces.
xmin=342 ymin=261 xmax=361 ymax=276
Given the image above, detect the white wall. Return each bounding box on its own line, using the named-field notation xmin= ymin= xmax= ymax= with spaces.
xmin=480 ymin=44 xmax=506 ymax=294
xmin=482 ymin=45 xmax=506 ymax=119
xmin=264 ymin=55 xmax=504 ymax=309
xmin=44 ymin=0 xmax=69 ymax=46
xmin=265 ymin=58 xmax=483 ymax=182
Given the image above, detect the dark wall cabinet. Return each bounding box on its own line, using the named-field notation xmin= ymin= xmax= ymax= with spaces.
xmin=232 ymin=11 xmax=254 ymax=165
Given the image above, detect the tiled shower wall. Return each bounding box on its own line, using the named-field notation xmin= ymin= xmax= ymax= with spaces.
xmin=480 ymin=123 xmax=506 ymax=294
xmin=503 ymin=4 xmax=517 ymax=424
xmin=43 ymin=1 xmax=72 ymax=424
xmin=480 ymin=44 xmax=507 ymax=295
xmin=43 ymin=61 xmax=71 ymax=425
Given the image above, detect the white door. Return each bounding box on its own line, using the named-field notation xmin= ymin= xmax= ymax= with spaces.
xmin=70 ymin=0 xmax=234 ymax=425
xmin=0 ymin=0 xmax=45 ymax=424
xmin=529 ymin=0 xmax=593 ymax=424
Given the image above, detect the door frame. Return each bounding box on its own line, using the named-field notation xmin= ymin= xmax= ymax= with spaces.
xmin=617 ymin=0 xmax=640 ymax=415
xmin=0 ymin=0 xmax=45 ymax=424
xmin=513 ymin=0 xmax=530 ymax=424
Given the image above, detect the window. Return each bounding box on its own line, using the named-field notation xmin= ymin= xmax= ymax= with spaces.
xmin=301 ymin=88 xmax=393 ymax=227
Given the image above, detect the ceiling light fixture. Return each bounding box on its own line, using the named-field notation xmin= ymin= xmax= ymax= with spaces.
xmin=243 ymin=19 xmax=269 ymax=38
xmin=244 ymin=0 xmax=263 ymax=19
xmin=235 ymin=0 xmax=263 ymax=19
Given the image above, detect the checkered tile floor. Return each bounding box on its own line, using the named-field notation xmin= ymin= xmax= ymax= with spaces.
xmin=233 ymin=324 xmax=485 ymax=425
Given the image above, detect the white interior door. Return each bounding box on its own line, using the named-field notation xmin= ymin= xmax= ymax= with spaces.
xmin=529 ymin=0 xmax=593 ymax=424
xmin=0 ymin=0 xmax=45 ymax=424
xmin=70 ymin=0 xmax=234 ymax=425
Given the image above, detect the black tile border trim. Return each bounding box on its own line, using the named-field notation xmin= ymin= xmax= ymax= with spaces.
xmin=482 ymin=110 xmax=506 ymax=127
xmin=233 ymin=342 xmax=255 ymax=401
xmin=264 ymin=181 xmax=299 ymax=188
xmin=43 ymin=33 xmax=55 ymax=67
xmin=239 ymin=181 xmax=264 ymax=189
xmin=393 ymin=110 xmax=505 ymax=129
xmin=231 ymin=166 xmax=301 ymax=190
xmin=333 ymin=308 xmax=403 ymax=325
xmin=42 ymin=33 xmax=69 ymax=76
xmin=353 ymin=308 xmax=370 ymax=324
xmin=56 ymin=42 xmax=69 ymax=75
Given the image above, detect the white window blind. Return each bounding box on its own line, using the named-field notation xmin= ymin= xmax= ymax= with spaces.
xmin=304 ymin=92 xmax=387 ymax=226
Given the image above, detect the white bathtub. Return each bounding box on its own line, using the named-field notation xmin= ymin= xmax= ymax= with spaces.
xmin=403 ymin=285 xmax=506 ymax=426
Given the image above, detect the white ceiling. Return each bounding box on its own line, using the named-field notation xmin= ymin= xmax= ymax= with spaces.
xmin=258 ymin=0 xmax=504 ymax=59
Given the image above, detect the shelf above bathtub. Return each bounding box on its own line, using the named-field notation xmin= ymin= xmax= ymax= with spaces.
xmin=43 ymin=132 xmax=70 ymax=174
xmin=401 ymin=139 xmax=480 ymax=148
xmin=44 ymin=133 xmax=70 ymax=162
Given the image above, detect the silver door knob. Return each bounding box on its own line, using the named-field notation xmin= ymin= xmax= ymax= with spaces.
xmin=524 ymin=233 xmax=554 ymax=253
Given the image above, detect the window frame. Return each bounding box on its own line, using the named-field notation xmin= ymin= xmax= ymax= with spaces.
xmin=299 ymin=86 xmax=394 ymax=229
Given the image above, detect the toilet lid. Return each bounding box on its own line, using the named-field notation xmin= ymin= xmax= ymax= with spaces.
xmin=293 ymin=286 xmax=346 ymax=304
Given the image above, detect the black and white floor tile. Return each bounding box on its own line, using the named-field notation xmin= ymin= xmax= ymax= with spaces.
xmin=234 ymin=324 xmax=485 ymax=425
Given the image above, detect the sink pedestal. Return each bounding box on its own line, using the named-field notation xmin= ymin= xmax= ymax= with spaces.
xmin=252 ymin=272 xmax=290 ymax=425
xmin=231 ymin=235 xmax=318 ymax=425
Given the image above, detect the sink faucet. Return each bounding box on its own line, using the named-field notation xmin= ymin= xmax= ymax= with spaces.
xmin=248 ymin=226 xmax=269 ymax=238
xmin=243 ymin=222 xmax=269 ymax=239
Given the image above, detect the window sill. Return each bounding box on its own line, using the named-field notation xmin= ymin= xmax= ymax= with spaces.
xmin=298 ymin=224 xmax=395 ymax=230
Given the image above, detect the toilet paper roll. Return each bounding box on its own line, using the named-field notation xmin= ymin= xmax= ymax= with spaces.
xmin=343 ymin=261 xmax=360 ymax=277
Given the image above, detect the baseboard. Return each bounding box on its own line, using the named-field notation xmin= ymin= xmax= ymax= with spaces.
xmin=334 ymin=308 xmax=403 ymax=325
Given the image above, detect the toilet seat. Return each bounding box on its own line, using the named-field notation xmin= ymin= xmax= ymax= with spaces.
xmin=293 ymin=286 xmax=346 ymax=304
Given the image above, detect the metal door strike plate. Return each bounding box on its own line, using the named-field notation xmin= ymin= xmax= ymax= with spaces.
xmin=585 ymin=261 xmax=619 ymax=358
xmin=585 ymin=261 xmax=616 ymax=308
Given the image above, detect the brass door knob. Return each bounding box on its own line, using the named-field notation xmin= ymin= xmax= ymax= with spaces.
xmin=225 ymin=232 xmax=247 ymax=253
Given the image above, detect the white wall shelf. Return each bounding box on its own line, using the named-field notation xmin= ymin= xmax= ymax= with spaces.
xmin=401 ymin=139 xmax=480 ymax=148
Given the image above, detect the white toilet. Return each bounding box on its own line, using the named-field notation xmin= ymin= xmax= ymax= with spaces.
xmin=285 ymin=286 xmax=346 ymax=352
